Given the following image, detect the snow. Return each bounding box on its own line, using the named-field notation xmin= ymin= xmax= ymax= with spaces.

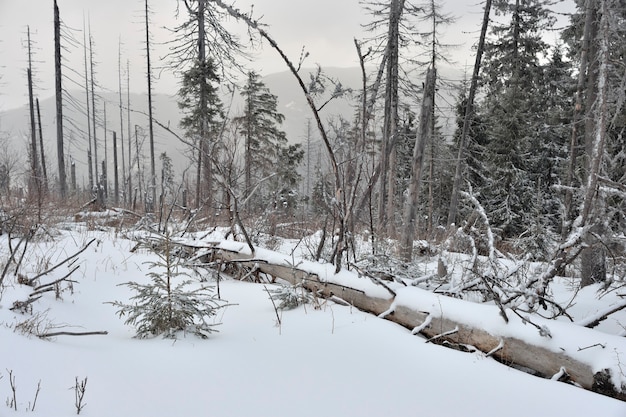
xmin=2 ymin=227 xmax=626 ymax=416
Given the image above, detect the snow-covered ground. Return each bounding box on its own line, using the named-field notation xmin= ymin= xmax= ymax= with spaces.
xmin=1 ymin=224 xmax=626 ymax=416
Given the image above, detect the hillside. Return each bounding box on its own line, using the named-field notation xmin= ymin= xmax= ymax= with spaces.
xmin=0 ymin=66 xmax=461 ymax=188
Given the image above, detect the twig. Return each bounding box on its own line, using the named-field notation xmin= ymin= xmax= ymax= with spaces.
xmin=31 ymin=379 xmax=41 ymax=412
xmin=377 ymin=306 xmax=395 ymax=319
xmin=486 ymin=339 xmax=505 ymax=357
xmin=263 ymin=285 xmax=282 ymax=329
xmin=577 ymin=343 xmax=606 ymax=351
xmin=576 ymin=300 xmax=626 ymax=329
xmin=349 ymin=263 xmax=397 ymax=297
xmin=10 ymin=296 xmax=42 ymax=312
xmin=426 ymin=326 xmax=459 ymax=343
xmin=27 ymin=239 xmax=96 ymax=286
xmin=8 ymin=369 xmax=17 ymax=410
xmin=32 ymin=265 xmax=80 ymax=293
xmin=412 ymin=314 xmax=433 ymax=335
xmin=74 ymin=376 xmax=88 ymax=415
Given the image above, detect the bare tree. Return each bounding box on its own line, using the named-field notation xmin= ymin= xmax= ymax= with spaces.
xmin=144 ymin=0 xmax=157 ymax=212
xmin=82 ymin=16 xmax=94 ymax=191
xmin=400 ymin=67 xmax=435 ymax=261
xmin=54 ymin=0 xmax=67 ymax=197
xmin=36 ymin=98 xmax=48 ymax=192
xmin=117 ymin=40 xmax=126 ymax=206
xmin=579 ymin=0 xmax=609 ymax=287
xmin=26 ymin=26 xmax=41 ymax=200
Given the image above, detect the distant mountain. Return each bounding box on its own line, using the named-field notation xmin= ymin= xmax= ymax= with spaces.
xmin=0 ymin=66 xmax=461 ymax=187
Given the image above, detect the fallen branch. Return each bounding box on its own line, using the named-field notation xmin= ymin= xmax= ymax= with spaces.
xmin=576 ymin=299 xmax=626 ymax=329
xmin=10 ymin=296 xmax=42 ymax=313
xmin=37 ymin=331 xmax=108 ymax=338
xmin=411 ymin=314 xmax=432 ymax=335
xmin=426 ymin=326 xmax=459 ymax=343
xmin=26 ymin=239 xmax=95 ymax=286
xmin=486 ymin=339 xmax=504 ymax=357
xmin=31 ymin=265 xmax=80 ymax=295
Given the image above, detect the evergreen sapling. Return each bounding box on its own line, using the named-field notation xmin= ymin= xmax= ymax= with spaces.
xmin=110 ymin=233 xmax=225 ymax=339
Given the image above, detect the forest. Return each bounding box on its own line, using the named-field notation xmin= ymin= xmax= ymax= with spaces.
xmin=1 ymin=0 xmax=626 ymax=411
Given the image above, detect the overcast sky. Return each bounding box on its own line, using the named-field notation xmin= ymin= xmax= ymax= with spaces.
xmin=0 ymin=0 xmax=573 ymax=111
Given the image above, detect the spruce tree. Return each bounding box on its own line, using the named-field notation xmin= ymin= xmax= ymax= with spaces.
xmin=236 ymin=71 xmax=301 ymax=212
xmin=177 ymin=59 xmax=223 ymax=208
xmin=477 ymin=0 xmax=556 ymax=241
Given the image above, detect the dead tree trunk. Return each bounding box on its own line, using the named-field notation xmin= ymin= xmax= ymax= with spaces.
xmin=580 ymin=0 xmax=608 ymax=287
xmin=144 ymin=0 xmax=157 ymax=213
xmin=36 ymin=98 xmax=48 ymax=193
xmin=378 ymin=0 xmax=404 ymax=236
xmin=118 ymin=40 xmax=126 ymax=206
xmin=210 ymin=245 xmax=626 ymax=401
xmin=400 ymin=67 xmax=435 ymax=261
xmin=83 ymin=18 xmax=94 ymax=191
xmin=562 ymin=0 xmax=595 ymax=240
xmin=89 ymin=28 xmax=99 ymax=196
xmin=127 ymin=60 xmax=133 ymax=208
xmin=26 ymin=27 xmax=40 ymax=200
xmin=54 ymin=0 xmax=67 ymax=198
xmin=113 ymin=131 xmax=119 ymax=206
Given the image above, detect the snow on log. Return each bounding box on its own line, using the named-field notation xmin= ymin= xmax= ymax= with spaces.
xmin=211 ymin=243 xmax=626 ymax=401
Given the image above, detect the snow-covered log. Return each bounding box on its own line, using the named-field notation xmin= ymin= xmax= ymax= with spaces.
xmin=210 ymin=242 xmax=626 ymax=401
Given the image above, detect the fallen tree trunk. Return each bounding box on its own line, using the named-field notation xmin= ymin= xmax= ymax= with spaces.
xmin=208 ymin=244 xmax=626 ymax=401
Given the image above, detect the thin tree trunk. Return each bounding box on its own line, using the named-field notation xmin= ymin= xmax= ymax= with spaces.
xmin=83 ymin=17 xmax=93 ymax=191
xmin=113 ymin=131 xmax=119 ymax=206
xmin=118 ymin=39 xmax=126 ymax=206
xmin=36 ymin=98 xmax=48 ymax=193
xmin=378 ymin=0 xmax=404 ymax=235
xmin=447 ymin=0 xmax=492 ymax=227
xmin=89 ymin=28 xmax=99 ymax=193
xmin=27 ymin=27 xmax=40 ymax=199
xmin=103 ymin=102 xmax=108 ymax=201
xmin=563 ymin=0 xmax=595 ymax=239
xmin=580 ymin=0 xmax=608 ymax=287
xmin=127 ymin=59 xmax=133 ymax=207
xmin=54 ymin=0 xmax=67 ymax=198
xmin=145 ymin=0 xmax=157 ymax=213
xmin=401 ymin=67 xmax=435 ymax=261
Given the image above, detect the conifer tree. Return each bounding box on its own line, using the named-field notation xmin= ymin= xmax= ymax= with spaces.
xmin=477 ymin=0 xmax=556 ymax=240
xmin=235 ymin=71 xmax=302 ymax=212
xmin=177 ymin=59 xmax=223 ymax=208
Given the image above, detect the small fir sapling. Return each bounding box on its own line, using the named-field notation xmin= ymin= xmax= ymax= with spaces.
xmin=267 ymin=283 xmax=312 ymax=310
xmin=110 ymin=232 xmax=225 ymax=339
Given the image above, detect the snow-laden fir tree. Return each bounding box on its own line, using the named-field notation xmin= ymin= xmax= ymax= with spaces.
xmin=476 ymin=0 xmax=559 ymax=245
